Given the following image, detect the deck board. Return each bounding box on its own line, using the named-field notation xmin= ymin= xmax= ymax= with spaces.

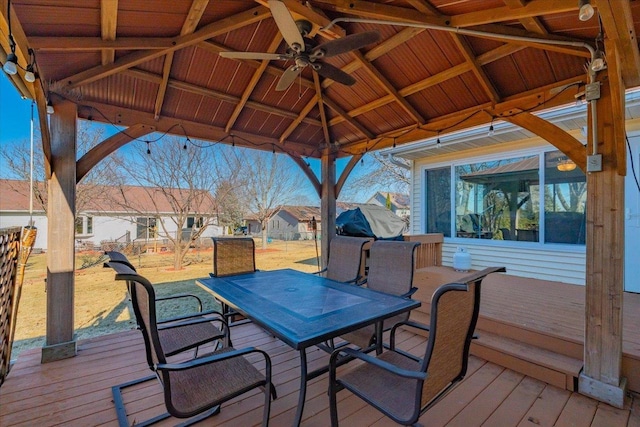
xmin=1 ymin=319 xmax=639 ymax=426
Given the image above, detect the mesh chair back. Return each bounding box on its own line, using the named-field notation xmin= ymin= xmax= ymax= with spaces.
xmin=368 ymin=240 xmax=419 ymax=328
xmin=419 ymin=281 xmax=480 ymax=408
xmin=212 ymin=237 xmax=256 ymax=277
xmin=104 ymin=261 xmax=165 ymax=368
xmin=325 ymin=236 xmax=371 ymax=283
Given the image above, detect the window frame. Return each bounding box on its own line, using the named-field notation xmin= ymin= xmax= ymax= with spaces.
xmin=419 ymin=146 xmax=586 ymax=250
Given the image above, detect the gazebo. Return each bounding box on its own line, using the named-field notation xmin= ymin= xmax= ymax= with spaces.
xmin=1 ymin=0 xmax=639 ymax=409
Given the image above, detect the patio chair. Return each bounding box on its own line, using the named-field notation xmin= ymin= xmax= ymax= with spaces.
xmin=210 ymin=237 xmax=257 ymax=325
xmin=339 ymin=240 xmax=420 ymax=351
xmin=105 ymin=261 xmax=274 ymax=427
xmin=329 ymin=266 xmax=506 ymax=426
xmin=105 ymin=251 xmax=213 ymax=321
xmin=315 ymin=235 xmax=372 ymax=284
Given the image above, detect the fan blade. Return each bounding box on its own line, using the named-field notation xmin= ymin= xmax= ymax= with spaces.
xmin=219 ymin=51 xmax=286 ymax=60
xmin=311 ymin=31 xmax=380 ymax=58
xmin=269 ymin=0 xmax=305 ymax=52
xmin=276 ymin=65 xmax=303 ymax=91
xmin=315 ymin=63 xmax=356 ymax=86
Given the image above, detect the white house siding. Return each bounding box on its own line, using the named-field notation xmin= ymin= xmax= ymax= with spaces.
xmin=407 ymin=135 xmax=592 ymax=285
xmin=441 ymin=242 xmax=585 ymax=285
xmin=0 ymin=212 xmax=48 ymax=251
xmin=625 ymin=132 xmax=640 ymax=293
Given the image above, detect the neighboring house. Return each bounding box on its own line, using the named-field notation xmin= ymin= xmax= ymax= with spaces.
xmin=387 ymin=90 xmax=640 ymax=292
xmin=0 ymin=179 xmax=224 ymax=251
xmin=245 ymin=205 xmax=321 ymax=240
xmin=365 ymin=191 xmax=410 ymax=218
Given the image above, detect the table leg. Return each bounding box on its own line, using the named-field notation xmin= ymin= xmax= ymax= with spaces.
xmin=293 ymin=348 xmax=308 ymax=427
xmin=375 ymin=320 xmax=383 ymax=355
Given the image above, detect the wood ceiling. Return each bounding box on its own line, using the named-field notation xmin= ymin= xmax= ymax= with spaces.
xmin=2 ymin=0 xmax=639 ymax=160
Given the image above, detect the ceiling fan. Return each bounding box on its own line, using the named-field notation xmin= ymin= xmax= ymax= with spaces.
xmin=219 ymin=0 xmax=380 ymax=91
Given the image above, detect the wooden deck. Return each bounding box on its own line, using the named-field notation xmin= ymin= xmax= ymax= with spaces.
xmin=1 ymin=322 xmax=639 ymax=426
xmin=2 ymin=268 xmax=640 ymax=426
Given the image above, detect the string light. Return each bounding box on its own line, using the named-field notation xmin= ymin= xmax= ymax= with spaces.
xmin=392 ymin=137 xmax=396 ymax=148
xmin=183 ymin=136 xmax=190 ymax=150
xmin=146 ymin=141 xmax=151 ymax=155
xmin=436 ymin=131 xmax=441 ymax=148
xmin=488 ymin=118 xmax=495 ymax=137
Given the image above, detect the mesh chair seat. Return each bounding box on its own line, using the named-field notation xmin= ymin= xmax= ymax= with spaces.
xmin=329 ymin=266 xmax=506 ymax=426
xmin=159 ymin=320 xmax=225 ymax=356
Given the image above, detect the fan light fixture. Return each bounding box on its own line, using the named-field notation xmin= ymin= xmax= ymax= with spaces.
xmin=557 ymin=158 xmax=577 ymax=172
xmin=578 ymin=0 xmax=594 ymax=21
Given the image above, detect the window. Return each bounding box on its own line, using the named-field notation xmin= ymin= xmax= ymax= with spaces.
xmin=187 ymin=216 xmax=204 ymax=229
xmin=543 ymin=152 xmax=586 ymax=244
xmin=422 ymin=150 xmax=585 ymax=245
xmin=136 ymin=217 xmax=157 ymax=240
xmin=425 ymin=167 xmax=451 ymax=237
xmin=75 ymin=216 xmax=94 ymax=236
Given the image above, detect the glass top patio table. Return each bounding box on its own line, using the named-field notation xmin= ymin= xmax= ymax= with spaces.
xmin=197 ymin=268 xmax=421 ymax=350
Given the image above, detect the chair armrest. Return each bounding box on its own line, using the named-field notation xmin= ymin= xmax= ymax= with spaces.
xmin=401 ymin=287 xmax=418 ymax=298
xmin=156 ymin=292 xmax=204 ymax=309
xmin=157 ymin=347 xmax=270 ymax=372
xmin=158 ymin=309 xmax=225 ymax=325
xmin=313 ymin=268 xmax=328 ymax=276
xmin=157 ymin=314 xmax=229 ymax=332
xmin=389 ymin=320 xmax=430 ymax=350
xmin=330 ymin=347 xmax=426 ymax=381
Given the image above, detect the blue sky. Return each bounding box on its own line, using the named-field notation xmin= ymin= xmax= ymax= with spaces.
xmin=0 ymin=73 xmax=378 ymax=203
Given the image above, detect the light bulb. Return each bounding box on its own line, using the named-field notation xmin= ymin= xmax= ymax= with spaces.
xmin=488 ymin=124 xmax=495 ymax=137
xmin=46 ymin=102 xmax=54 ymax=115
xmin=590 ymin=50 xmax=606 ymax=72
xmin=24 ymin=68 xmax=36 ymax=83
xmin=578 ymin=0 xmax=594 ymax=22
xmin=3 ymin=53 xmax=18 ymax=75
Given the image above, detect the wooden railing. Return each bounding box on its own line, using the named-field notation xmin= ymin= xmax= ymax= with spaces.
xmin=404 ymin=233 xmax=444 ymax=269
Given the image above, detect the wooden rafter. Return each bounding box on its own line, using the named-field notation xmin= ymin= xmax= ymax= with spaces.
xmin=405 ymin=0 xmax=500 ymax=104
xmin=322 ymin=97 xmax=373 ymax=140
xmin=100 ymin=0 xmax=118 ymax=65
xmin=335 ymin=153 xmax=363 ymax=197
xmin=225 ymin=33 xmax=283 ymax=133
xmin=502 ymin=0 xmax=548 ymax=34
xmin=59 ymin=6 xmax=271 ymax=90
xmin=153 ymin=0 xmax=209 ymax=120
xmin=339 ymin=75 xmax=585 ymax=153
xmin=76 ymin=101 xmax=319 ymax=157
xmin=76 ymin=123 xmax=155 ymax=181
xmin=597 ymin=0 xmax=640 ymax=87
xmin=314 ymin=72 xmax=331 ymax=145
xmin=123 ymin=68 xmax=321 ymax=126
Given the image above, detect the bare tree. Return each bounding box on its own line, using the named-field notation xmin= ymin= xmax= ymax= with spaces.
xmin=241 ymin=150 xmax=305 ymax=249
xmin=340 ymin=152 xmax=410 ymax=201
xmin=1 ymin=122 xmax=115 ymax=214
xmin=110 ymin=137 xmax=243 ymax=269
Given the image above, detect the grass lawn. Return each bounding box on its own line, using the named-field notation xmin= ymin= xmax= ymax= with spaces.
xmin=12 ymin=238 xmax=321 ymax=358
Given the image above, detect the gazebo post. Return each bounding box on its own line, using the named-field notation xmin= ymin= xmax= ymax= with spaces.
xmin=42 ymin=99 xmax=77 ymax=363
xmin=579 ymin=74 xmax=627 ymax=407
xmin=320 ymin=148 xmax=336 ymax=269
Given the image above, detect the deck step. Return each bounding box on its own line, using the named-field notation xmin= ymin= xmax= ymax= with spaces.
xmin=471 ymin=331 xmax=583 ymax=391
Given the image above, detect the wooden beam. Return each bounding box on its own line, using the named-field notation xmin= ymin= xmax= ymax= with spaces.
xmin=449 ymin=35 xmax=500 ymax=104
xmin=59 ymin=6 xmax=270 ymax=90
xmin=33 ymin=81 xmax=52 ymax=178
xmin=502 ymin=0 xmax=548 ymax=34
xmin=450 ymin=0 xmax=576 ymax=27
xmin=153 ymin=0 xmax=209 ymax=120
xmin=29 ymin=37 xmax=176 ymax=50
xmin=289 ymin=154 xmax=321 ymax=197
xmin=597 ymin=0 xmax=640 ymax=87
xmin=503 ymin=112 xmax=586 ymax=171
xmin=44 ymin=100 xmax=77 ymax=362
xmin=279 ymin=99 xmax=319 ymax=143
xmin=100 ymin=0 xmax=118 ymax=65
xmin=225 ymin=33 xmax=282 ymax=133
xmin=604 ymin=39 xmax=627 ymax=176
xmin=314 ymin=72 xmax=332 ymax=145
xmin=322 ymin=97 xmax=374 ymax=140
xmin=76 ymin=123 xmax=155 ymax=182
xmin=76 ymin=101 xmax=318 ymax=157
xmin=579 ymin=76 xmax=627 ymax=408
xmin=352 ymin=50 xmax=425 ymax=125
xmin=335 ymin=153 xmax=363 ymax=198
xmin=320 ymin=149 xmax=337 ymax=268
